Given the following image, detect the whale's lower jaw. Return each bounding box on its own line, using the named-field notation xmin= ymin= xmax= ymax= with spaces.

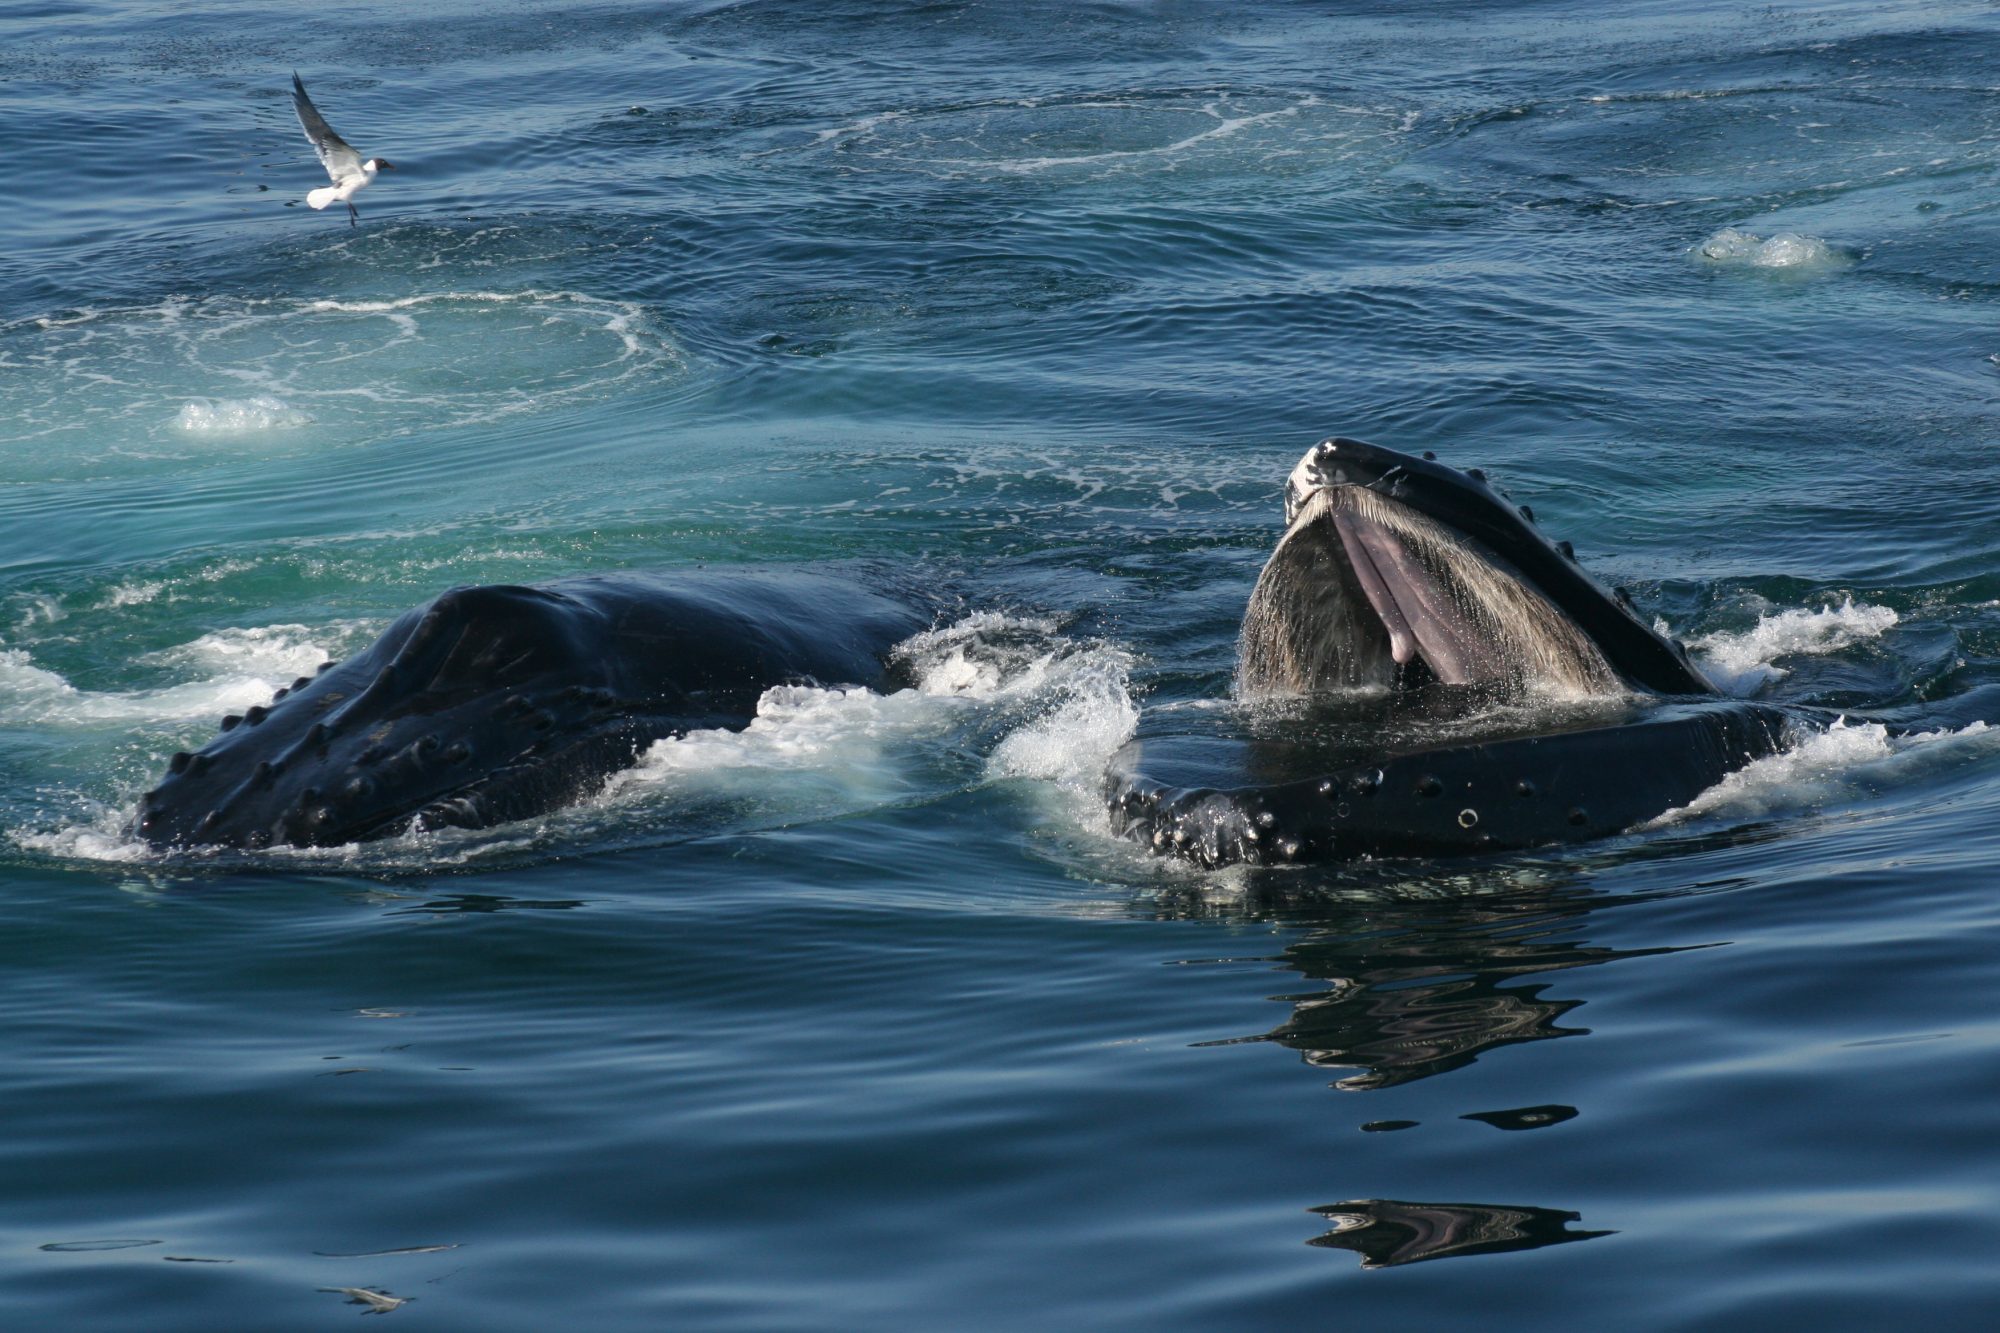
xmin=1103 ymin=701 xmax=1793 ymax=867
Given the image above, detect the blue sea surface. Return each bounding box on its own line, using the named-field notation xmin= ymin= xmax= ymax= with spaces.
xmin=6 ymin=0 xmax=2000 ymax=1326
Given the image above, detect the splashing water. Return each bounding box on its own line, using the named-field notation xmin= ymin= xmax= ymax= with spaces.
xmin=173 ymin=396 xmax=312 ymax=433
xmin=1695 ymin=227 xmax=1847 ymax=272
xmin=1650 ymin=715 xmax=1994 ymax=828
xmin=1690 ymin=597 xmax=1900 ymax=694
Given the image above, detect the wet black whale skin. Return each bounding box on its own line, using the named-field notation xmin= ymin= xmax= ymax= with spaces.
xmin=1105 ymin=699 xmax=1794 ymax=867
xmin=1109 ymin=437 xmax=1782 ymax=866
xmin=135 ymin=571 xmax=928 ymax=850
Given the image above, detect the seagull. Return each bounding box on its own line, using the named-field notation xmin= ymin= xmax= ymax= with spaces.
xmin=291 ymin=72 xmax=395 ymax=226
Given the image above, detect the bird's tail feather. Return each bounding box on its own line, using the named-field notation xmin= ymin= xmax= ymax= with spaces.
xmin=306 ymin=186 xmax=338 ymax=210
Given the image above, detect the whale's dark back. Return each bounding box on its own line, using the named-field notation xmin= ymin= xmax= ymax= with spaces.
xmin=136 ymin=572 xmax=928 ymax=850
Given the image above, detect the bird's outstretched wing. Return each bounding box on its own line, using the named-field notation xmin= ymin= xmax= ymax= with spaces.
xmin=292 ymin=72 xmax=364 ymax=185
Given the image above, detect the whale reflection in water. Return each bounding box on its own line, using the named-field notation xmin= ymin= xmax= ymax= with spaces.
xmin=1176 ymin=873 xmax=1638 ymax=1266
xmin=1192 ymin=871 xmax=1694 ymax=1090
xmin=1309 ymin=1198 xmax=1613 ymax=1268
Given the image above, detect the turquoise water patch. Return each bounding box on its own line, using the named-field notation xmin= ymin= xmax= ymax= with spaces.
xmin=0 ymin=285 xmax=684 ymax=479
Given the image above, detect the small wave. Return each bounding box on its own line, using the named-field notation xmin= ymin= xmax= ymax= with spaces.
xmin=1689 ymin=597 xmax=1899 ymax=694
xmin=12 ymin=804 xmax=153 ymax=864
xmin=143 ymin=622 xmax=374 ymax=682
xmin=94 ymin=580 xmax=166 ymax=610
xmin=0 ymin=648 xmax=276 ymax=726
xmin=0 ymin=623 xmax=372 ymax=728
xmin=173 ymin=395 xmax=311 ymax=433
xmin=984 ymin=94 xmax=1322 ymax=176
xmin=614 ymin=684 xmax=952 ymax=820
xmin=900 ymin=611 xmax=1141 ymax=800
xmin=1649 ymin=716 xmax=1993 ymax=828
xmin=1694 ymin=227 xmax=1847 ymax=272
xmin=896 ymin=610 xmax=1067 ymax=698
xmin=615 ymin=612 xmax=1129 ymax=795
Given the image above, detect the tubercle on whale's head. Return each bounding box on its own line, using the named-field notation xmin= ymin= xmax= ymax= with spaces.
xmin=1284 ymin=437 xmax=1516 ymax=529
xmin=128 ymin=572 xmax=928 ymax=854
xmin=1273 ymin=436 xmax=1713 ymax=697
xmin=130 ymin=584 xmax=640 ymax=852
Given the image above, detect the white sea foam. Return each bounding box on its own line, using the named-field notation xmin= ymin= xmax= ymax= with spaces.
xmin=1650 ymin=716 xmax=1993 ymax=828
xmin=173 ymin=395 xmax=311 ymax=433
xmin=1695 ymin=227 xmax=1846 ymax=272
xmin=984 ymin=650 xmax=1138 ymax=794
xmin=0 ymin=648 xmax=275 ymax=725
xmin=614 ymin=683 xmax=950 ymax=818
xmin=12 ymin=802 xmax=155 ymax=864
xmin=897 ymin=610 xmax=1067 ymax=698
xmin=614 ymin=612 xmax=1136 ymax=811
xmin=143 ymin=623 xmax=367 ymax=682
xmin=0 ymin=623 xmax=371 ymax=728
xmin=94 ymin=580 xmax=167 ymax=610
xmin=1689 ymin=597 xmax=1899 ymax=693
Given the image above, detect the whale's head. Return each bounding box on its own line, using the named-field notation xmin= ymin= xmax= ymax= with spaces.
xmin=130 ymin=572 xmax=927 ymax=853
xmin=131 ymin=584 xmax=658 ymax=852
xmin=1240 ymin=437 xmax=1712 ymax=699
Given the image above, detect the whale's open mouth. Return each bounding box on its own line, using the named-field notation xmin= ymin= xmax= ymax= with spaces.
xmin=1237 ymin=437 xmax=1711 ymax=702
xmin=1239 ymin=482 xmax=1622 ymax=698
xmin=1107 ymin=438 xmax=1761 ymax=866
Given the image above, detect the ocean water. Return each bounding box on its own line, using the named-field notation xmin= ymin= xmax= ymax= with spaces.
xmin=6 ymin=0 xmax=2000 ymax=1325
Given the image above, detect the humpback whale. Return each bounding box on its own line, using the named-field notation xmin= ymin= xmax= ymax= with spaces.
xmin=130 ymin=437 xmax=1976 ymax=862
xmin=134 ymin=572 xmax=926 ymax=850
xmin=1103 ymin=438 xmax=1800 ymax=866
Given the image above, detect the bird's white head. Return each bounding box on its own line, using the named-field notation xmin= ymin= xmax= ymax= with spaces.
xmin=364 ymin=158 xmax=396 ymax=174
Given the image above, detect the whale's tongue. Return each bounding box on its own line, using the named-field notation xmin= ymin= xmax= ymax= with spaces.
xmin=1327 ymin=502 xmax=1502 ymax=685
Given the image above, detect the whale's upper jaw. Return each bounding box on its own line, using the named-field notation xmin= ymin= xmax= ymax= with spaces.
xmin=130 ymin=572 xmax=931 ymax=854
xmin=1260 ymin=437 xmax=1714 ymax=698
xmin=1285 ymin=437 xmax=1547 ymax=540
xmin=132 ymin=584 xmax=657 ymax=851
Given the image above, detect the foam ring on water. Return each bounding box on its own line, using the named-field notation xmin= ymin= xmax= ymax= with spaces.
xmin=0 ymin=290 xmax=687 ymax=457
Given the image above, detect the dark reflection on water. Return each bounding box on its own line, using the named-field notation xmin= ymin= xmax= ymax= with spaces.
xmin=1461 ymin=1103 xmax=1579 ymax=1131
xmin=1191 ymin=873 xmax=1699 ymax=1090
xmin=388 ymin=892 xmax=587 ymax=916
xmin=1169 ymin=874 xmax=1643 ymax=1266
xmin=1308 ymin=1199 xmax=1613 ymax=1268
xmin=37 ymin=1238 xmax=160 ymax=1253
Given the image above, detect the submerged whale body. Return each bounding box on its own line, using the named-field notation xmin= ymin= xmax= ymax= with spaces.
xmin=135 ymin=572 xmax=926 ymax=850
xmin=1104 ymin=438 xmax=1797 ymax=867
